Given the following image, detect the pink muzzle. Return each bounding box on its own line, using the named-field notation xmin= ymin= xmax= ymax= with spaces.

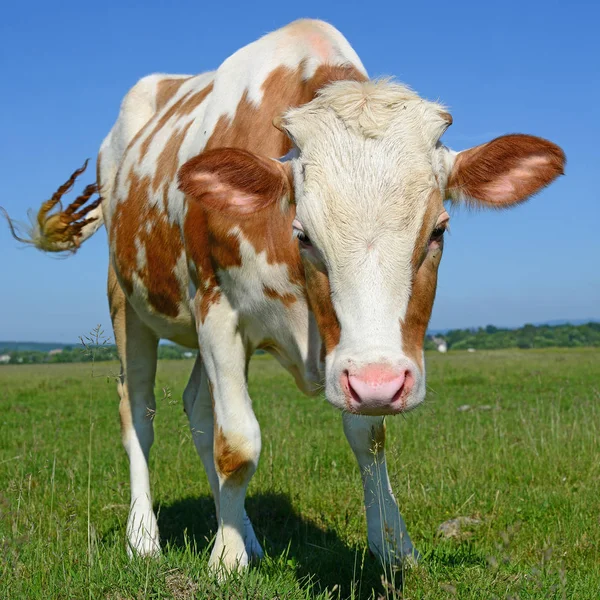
xmin=341 ymin=364 xmax=414 ymax=414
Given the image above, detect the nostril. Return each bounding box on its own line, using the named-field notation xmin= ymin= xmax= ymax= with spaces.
xmin=390 ymin=370 xmax=412 ymax=402
xmin=345 ymin=371 xmax=362 ymax=403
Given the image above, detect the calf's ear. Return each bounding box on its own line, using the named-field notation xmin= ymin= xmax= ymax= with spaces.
xmin=178 ymin=148 xmax=292 ymax=214
xmin=445 ymin=134 xmax=565 ymax=208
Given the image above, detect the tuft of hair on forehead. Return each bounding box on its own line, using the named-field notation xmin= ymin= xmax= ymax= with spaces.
xmin=284 ymin=77 xmax=451 ymax=144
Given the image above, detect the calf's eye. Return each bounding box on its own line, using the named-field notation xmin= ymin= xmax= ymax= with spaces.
xmin=292 ymin=218 xmax=312 ymax=248
xmin=296 ymin=230 xmax=312 ymax=247
xmin=430 ymin=226 xmax=445 ymax=241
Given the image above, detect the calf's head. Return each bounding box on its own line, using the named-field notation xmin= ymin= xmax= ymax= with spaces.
xmin=179 ymin=80 xmax=564 ymax=416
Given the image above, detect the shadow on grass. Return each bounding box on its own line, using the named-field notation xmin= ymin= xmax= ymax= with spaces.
xmin=157 ymin=492 xmax=384 ymax=598
xmin=426 ymin=541 xmax=489 ymax=569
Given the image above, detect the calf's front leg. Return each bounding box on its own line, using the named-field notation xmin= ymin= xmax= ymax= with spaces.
xmin=343 ymin=413 xmax=419 ymax=566
xmin=183 ymin=355 xmax=263 ymax=562
xmin=196 ymin=296 xmax=262 ymax=574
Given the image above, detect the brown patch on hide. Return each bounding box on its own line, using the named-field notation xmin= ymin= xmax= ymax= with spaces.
xmin=156 ymin=77 xmax=191 ymax=111
xmin=111 ymin=171 xmax=183 ymax=317
xmin=205 ymin=62 xmax=366 ymax=157
xmin=402 ymin=239 xmax=443 ymax=372
xmin=303 ymin=261 xmax=341 ymax=355
xmin=198 ymin=287 xmax=222 ymax=324
xmin=264 ymin=286 xmax=297 ymax=306
xmin=182 ymin=196 xmax=221 ymax=325
xmin=410 ymin=190 xmax=445 ymax=273
xmin=214 ymin=426 xmax=254 ymax=483
xmin=153 ymin=120 xmax=194 ymax=193
xmin=140 ymin=82 xmax=214 ymax=159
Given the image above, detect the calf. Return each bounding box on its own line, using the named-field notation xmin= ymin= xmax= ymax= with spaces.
xmin=4 ymin=19 xmax=564 ymax=574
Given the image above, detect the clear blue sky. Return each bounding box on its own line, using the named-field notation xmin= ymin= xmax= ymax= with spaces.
xmin=1 ymin=0 xmax=598 ymax=342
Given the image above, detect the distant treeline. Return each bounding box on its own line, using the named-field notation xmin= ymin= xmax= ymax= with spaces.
xmin=0 ymin=344 xmax=196 ymax=365
xmin=426 ymin=322 xmax=600 ymax=351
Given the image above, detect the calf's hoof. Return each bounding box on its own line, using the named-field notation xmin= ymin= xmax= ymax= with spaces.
xmin=127 ymin=538 xmax=161 ymax=559
xmin=209 ymin=538 xmax=249 ymax=580
xmin=126 ymin=509 xmax=160 ymax=558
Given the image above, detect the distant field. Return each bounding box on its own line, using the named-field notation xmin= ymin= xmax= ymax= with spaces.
xmin=1 ymin=348 xmax=599 ymax=599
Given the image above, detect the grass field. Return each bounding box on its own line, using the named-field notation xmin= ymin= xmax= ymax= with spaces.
xmin=1 ymin=348 xmax=599 ymax=599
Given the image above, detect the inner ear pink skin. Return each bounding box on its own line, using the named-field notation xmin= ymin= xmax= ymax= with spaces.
xmin=219 ymin=191 xmax=263 ymax=212
xmin=481 ymin=155 xmax=554 ymax=204
xmin=186 ymin=174 xmax=260 ymax=212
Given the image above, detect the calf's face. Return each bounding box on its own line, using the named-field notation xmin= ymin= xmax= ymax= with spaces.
xmin=179 ymin=81 xmax=564 ymax=416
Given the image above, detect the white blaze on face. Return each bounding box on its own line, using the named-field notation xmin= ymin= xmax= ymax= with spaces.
xmin=283 ymin=80 xmax=450 ymax=414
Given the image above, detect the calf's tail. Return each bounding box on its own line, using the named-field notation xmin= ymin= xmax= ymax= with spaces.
xmin=1 ymin=159 xmax=104 ymax=253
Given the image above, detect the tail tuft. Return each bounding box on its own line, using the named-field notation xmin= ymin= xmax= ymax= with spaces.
xmin=1 ymin=160 xmax=103 ymax=253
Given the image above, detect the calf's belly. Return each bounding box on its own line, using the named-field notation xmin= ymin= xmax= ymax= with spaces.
xmin=128 ymin=290 xmax=199 ymax=348
xmin=111 ymin=254 xmax=199 ymax=348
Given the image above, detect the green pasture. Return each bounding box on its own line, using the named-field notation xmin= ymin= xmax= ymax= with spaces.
xmin=1 ymin=348 xmax=598 ymax=598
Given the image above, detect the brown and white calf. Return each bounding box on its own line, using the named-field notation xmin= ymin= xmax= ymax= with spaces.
xmin=7 ymin=19 xmax=564 ymax=573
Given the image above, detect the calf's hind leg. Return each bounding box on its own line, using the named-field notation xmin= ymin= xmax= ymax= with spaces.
xmin=109 ymin=267 xmax=160 ymax=557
